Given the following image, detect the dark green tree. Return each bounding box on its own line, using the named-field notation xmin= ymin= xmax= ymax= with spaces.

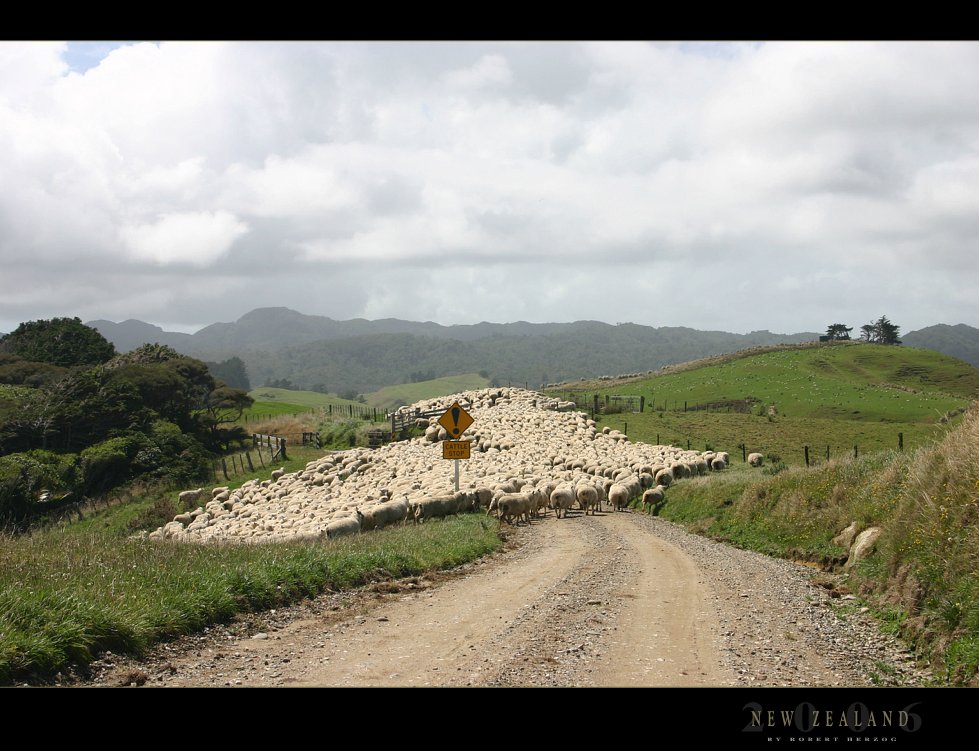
xmin=0 ymin=317 xmax=115 ymax=367
xmin=106 ymin=343 xmax=184 ymax=368
xmin=825 ymin=324 xmax=852 ymax=341
xmin=874 ymin=315 xmax=901 ymax=345
xmin=204 ymin=356 xmax=251 ymax=391
xmin=203 ymin=385 xmax=253 ymax=437
xmin=860 ymin=316 xmax=901 ymax=345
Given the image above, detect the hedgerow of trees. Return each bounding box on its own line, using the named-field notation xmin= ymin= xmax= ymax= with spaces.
xmin=0 ymin=325 xmax=253 ymax=529
xmin=825 ymin=318 xmax=901 ymax=345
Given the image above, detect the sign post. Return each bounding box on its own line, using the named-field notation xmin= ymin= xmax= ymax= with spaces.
xmin=438 ymin=402 xmax=474 ymax=491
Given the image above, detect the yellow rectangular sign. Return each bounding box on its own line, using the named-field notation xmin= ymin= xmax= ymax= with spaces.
xmin=442 ymin=440 xmax=471 ymax=459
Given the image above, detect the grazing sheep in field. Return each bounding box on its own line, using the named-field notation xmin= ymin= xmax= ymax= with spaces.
xmin=361 ymin=496 xmax=410 ymax=531
xmin=148 ymin=385 xmax=737 ymax=545
xmin=654 ymin=468 xmax=674 ymax=487
xmin=748 ymin=452 xmax=764 ymax=467
xmin=178 ymin=488 xmax=204 ymax=504
xmin=325 ymin=510 xmax=364 ymax=539
xmin=710 ymin=457 xmax=727 ymax=471
xmin=412 ymin=495 xmax=460 ymax=524
xmin=271 ymin=467 xmax=285 ymax=482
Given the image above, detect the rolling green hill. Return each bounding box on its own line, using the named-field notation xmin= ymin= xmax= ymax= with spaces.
xmin=246 ymin=374 xmax=492 ymax=417
xmin=365 ymin=373 xmax=490 ymax=410
xmin=551 ymin=342 xmax=979 ymax=463
xmin=246 ymin=387 xmax=364 ymax=410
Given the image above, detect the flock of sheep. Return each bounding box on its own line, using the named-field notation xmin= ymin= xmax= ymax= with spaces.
xmin=149 ymin=387 xmax=738 ymax=544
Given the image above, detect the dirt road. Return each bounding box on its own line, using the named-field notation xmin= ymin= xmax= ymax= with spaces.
xmin=79 ymin=510 xmax=927 ymax=688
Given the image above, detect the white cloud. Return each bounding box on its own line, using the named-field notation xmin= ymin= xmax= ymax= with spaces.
xmin=119 ymin=211 xmax=248 ymax=266
xmin=443 ymin=54 xmax=512 ymax=90
xmin=0 ymin=41 xmax=978 ymax=336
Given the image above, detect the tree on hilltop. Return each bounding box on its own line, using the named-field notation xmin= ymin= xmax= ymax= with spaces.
xmin=825 ymin=323 xmax=852 ymax=341
xmin=860 ymin=315 xmax=902 ymax=345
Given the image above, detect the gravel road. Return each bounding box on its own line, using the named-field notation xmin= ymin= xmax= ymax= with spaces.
xmin=74 ymin=508 xmax=928 ymax=688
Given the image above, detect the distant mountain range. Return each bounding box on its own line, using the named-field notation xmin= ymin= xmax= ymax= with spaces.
xmin=901 ymin=324 xmax=979 ymax=370
xmin=88 ymin=308 xmax=979 ymax=395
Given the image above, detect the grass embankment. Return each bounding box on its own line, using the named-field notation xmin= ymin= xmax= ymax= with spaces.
xmin=652 ymin=406 xmax=979 ymax=685
xmin=553 ymin=342 xmax=978 ymax=464
xmin=0 ymin=512 xmax=501 ymax=684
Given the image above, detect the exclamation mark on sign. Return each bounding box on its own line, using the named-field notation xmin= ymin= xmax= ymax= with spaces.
xmin=451 ymin=406 xmax=461 ymax=436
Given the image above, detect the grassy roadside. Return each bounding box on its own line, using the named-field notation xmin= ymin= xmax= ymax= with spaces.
xmin=0 ymin=513 xmax=501 ymax=684
xmin=648 ymin=406 xmax=979 ymax=685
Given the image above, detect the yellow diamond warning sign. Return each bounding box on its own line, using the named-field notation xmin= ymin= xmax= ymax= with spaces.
xmin=442 ymin=440 xmax=471 ymax=460
xmin=437 ymin=401 xmax=474 ymax=438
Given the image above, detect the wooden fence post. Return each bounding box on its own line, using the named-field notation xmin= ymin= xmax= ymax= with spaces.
xmin=221 ymin=457 xmax=230 ymax=480
xmin=804 ymin=445 xmax=810 ymax=467
xmin=246 ymin=451 xmax=255 ymax=472
xmin=639 ymin=395 xmax=645 ymax=413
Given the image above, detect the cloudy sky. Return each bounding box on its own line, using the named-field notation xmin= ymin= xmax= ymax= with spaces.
xmin=2 ymin=41 xmax=977 ymax=336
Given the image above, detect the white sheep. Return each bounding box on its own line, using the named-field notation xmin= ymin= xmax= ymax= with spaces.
xmin=412 ymin=495 xmax=460 ymax=524
xmin=608 ymin=483 xmax=630 ymax=512
xmin=549 ymin=485 xmax=576 ymax=519
xmin=178 ymin=488 xmax=204 ymax=504
xmin=748 ymin=452 xmax=764 ymax=467
xmin=360 ymin=496 xmax=410 ymax=531
xmin=641 ymin=486 xmax=665 ymax=514
xmin=325 ymin=510 xmax=364 ymax=539
xmin=575 ymin=482 xmax=599 ymax=516
xmin=498 ymin=493 xmax=533 ymax=525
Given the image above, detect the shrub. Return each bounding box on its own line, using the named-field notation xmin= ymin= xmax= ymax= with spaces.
xmin=78 ymin=436 xmax=148 ymax=496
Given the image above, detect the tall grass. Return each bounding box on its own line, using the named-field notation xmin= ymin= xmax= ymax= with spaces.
xmin=0 ymin=514 xmax=501 ymax=684
xmin=656 ymin=405 xmax=979 ymax=685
